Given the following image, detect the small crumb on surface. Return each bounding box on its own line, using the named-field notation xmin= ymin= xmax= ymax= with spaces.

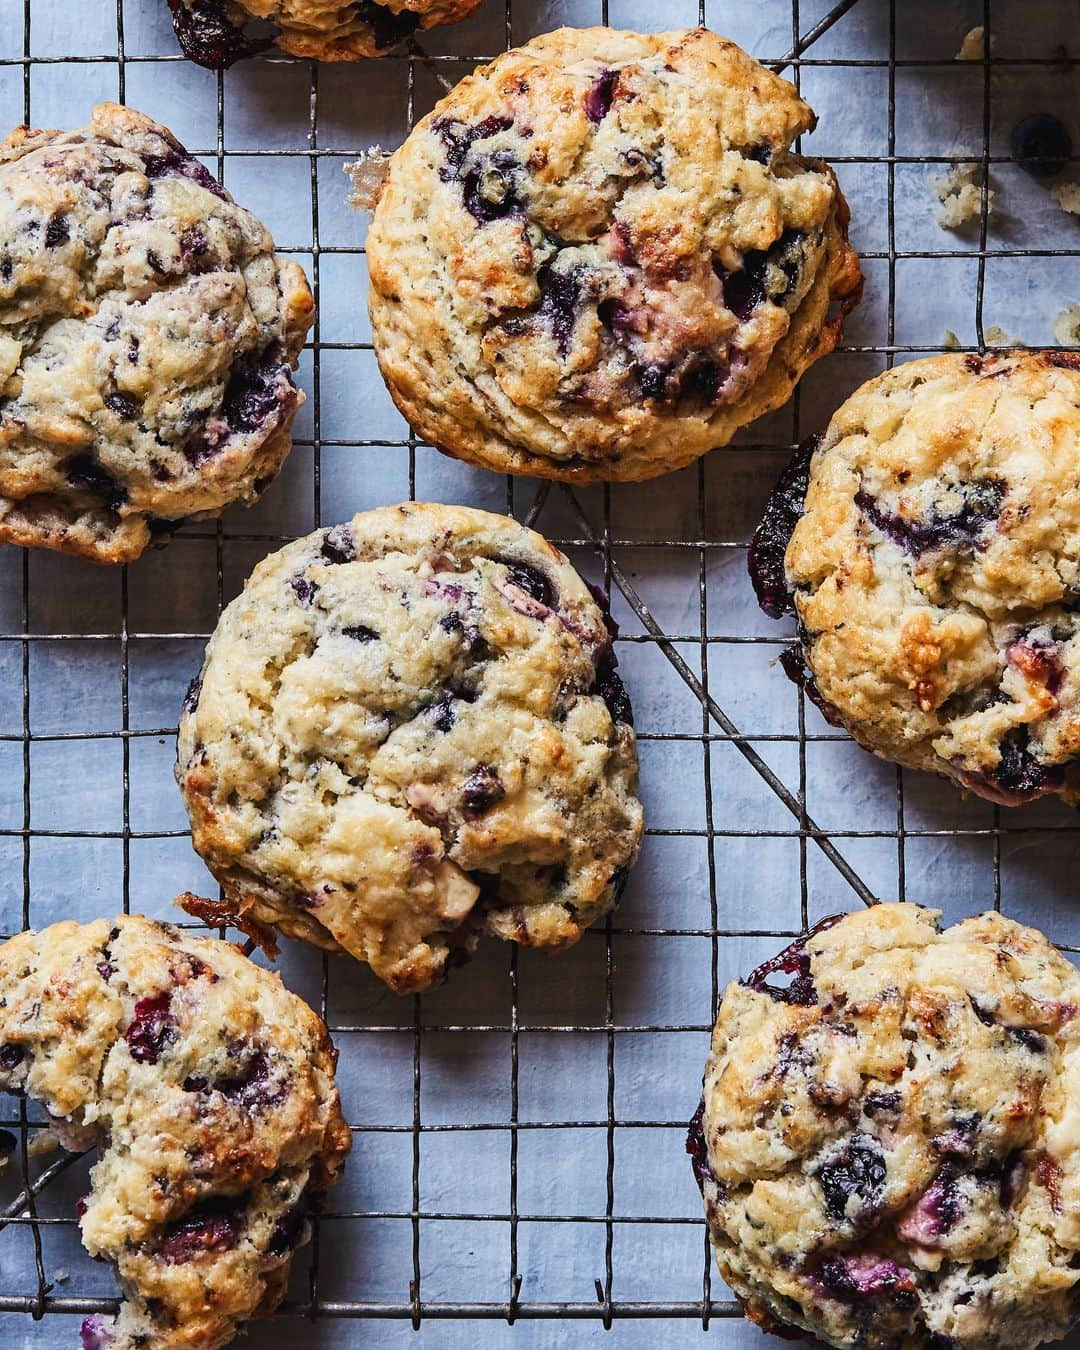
xmin=942 ymin=330 xmax=962 ymax=350
xmin=27 ymin=1127 xmax=59 ymax=1158
xmin=956 ymin=26 xmax=991 ymax=60
xmin=1054 ymin=302 xmax=1080 ymax=346
xmin=930 ymin=155 xmax=993 ymax=228
xmin=53 ymin=1269 xmax=69 ymax=1285
xmin=345 ymin=147 xmax=392 ymax=212
xmin=985 ymin=325 xmax=1022 ymax=347
xmin=1051 ymin=181 xmax=1080 ymax=215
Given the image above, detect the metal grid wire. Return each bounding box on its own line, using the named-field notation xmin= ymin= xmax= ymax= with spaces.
xmin=0 ymin=0 xmax=1078 ymax=1339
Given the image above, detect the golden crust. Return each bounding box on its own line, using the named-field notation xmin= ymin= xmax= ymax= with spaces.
xmin=784 ymin=350 xmax=1080 ymax=805
xmin=368 ymin=27 xmax=862 ymax=483
xmin=697 ymin=903 xmax=1080 ymax=1350
xmin=0 ymin=914 xmax=349 ymax=1350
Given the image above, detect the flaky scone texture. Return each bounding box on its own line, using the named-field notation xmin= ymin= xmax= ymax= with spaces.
xmin=759 ymin=351 xmax=1080 ymax=806
xmin=0 ymin=103 xmax=313 ymax=564
xmin=367 ymin=27 xmax=862 ymax=484
xmin=168 ymin=0 xmax=480 ymax=67
xmin=0 ymin=914 xmax=349 ymax=1350
xmin=692 ymin=903 xmax=1080 ymax=1350
xmin=176 ymin=502 xmax=643 ymax=993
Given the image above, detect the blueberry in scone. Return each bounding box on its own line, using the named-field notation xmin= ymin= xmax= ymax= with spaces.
xmin=176 ymin=502 xmax=643 ymax=993
xmin=0 ymin=103 xmax=313 ymax=564
xmin=366 ymin=26 xmax=863 ymax=484
xmin=750 ymin=350 xmax=1080 ymax=806
xmin=167 ymin=0 xmax=481 ymax=67
xmin=691 ymin=902 xmax=1080 ymax=1350
xmin=0 ymin=914 xmax=349 ymax=1350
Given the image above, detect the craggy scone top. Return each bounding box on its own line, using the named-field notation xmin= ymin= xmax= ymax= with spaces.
xmin=177 ymin=502 xmax=643 ymax=993
xmin=0 ymin=915 xmax=349 ymax=1350
xmin=368 ymin=27 xmax=862 ymax=483
xmin=752 ymin=351 xmax=1080 ymax=806
xmin=168 ymin=0 xmax=481 ymax=68
xmin=692 ymin=903 xmax=1080 ymax=1350
xmin=0 ymin=103 xmax=313 ymax=563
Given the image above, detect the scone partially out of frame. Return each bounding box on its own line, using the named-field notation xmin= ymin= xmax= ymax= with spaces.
xmin=367 ymin=26 xmax=862 ymax=483
xmin=0 ymin=914 xmax=349 ymax=1350
xmin=690 ymin=902 xmax=1080 ymax=1350
xmin=176 ymin=502 xmax=643 ymax=993
xmin=750 ymin=350 xmax=1080 ymax=806
xmin=0 ymin=103 xmax=313 ymax=564
xmin=167 ymin=0 xmax=481 ymax=68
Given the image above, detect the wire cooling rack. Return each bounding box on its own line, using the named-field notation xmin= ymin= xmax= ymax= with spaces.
xmin=0 ymin=0 xmax=1078 ymax=1345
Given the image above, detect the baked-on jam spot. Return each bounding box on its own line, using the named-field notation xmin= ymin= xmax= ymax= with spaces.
xmin=495 ymin=557 xmax=555 ymax=609
xmin=899 ymin=1163 xmax=967 ymax=1241
xmin=124 ymin=992 xmax=174 ymax=1065
xmin=742 ymin=912 xmax=844 ymax=1005
xmin=590 ymin=644 xmax=634 ymax=727
xmin=585 ymin=68 xmax=618 ymax=123
xmin=862 ymin=1089 xmax=902 ymax=1118
xmin=268 ymin=1203 xmax=308 ymax=1257
xmin=969 ymin=997 xmax=1047 ymax=1052
xmin=434 ymin=116 xmax=514 ymax=182
xmin=779 ymin=644 xmax=847 ymax=728
xmin=103 ymin=391 xmax=139 ymax=420
xmin=748 ymin=435 xmax=820 ymax=618
xmin=968 ymin=724 xmax=1067 ymax=804
xmin=183 ymin=1050 xmax=275 ymax=1106
xmin=44 ymin=214 xmax=70 ymax=248
xmin=64 ymin=455 xmax=127 ymax=512
xmin=816 ymin=1253 xmax=917 ymax=1307
xmin=716 ymin=229 xmax=805 ymax=321
xmin=221 ymin=358 xmax=288 ymax=434
xmin=155 ymin=1197 xmax=242 ymax=1263
xmin=291 ymin=575 xmax=318 ymax=604
xmin=536 ymin=263 xmax=584 ymax=356
xmin=854 ymin=475 xmax=1006 ymax=558
xmin=1007 ymin=629 xmax=1064 ymax=697
xmin=0 ymin=1044 xmax=24 ymax=1071
xmin=142 ymin=145 xmax=230 ymax=201
xmin=352 ymin=0 xmax=422 ymax=49
xmin=461 ymin=764 xmax=506 ymax=815
xmin=342 ymin=624 xmax=379 ymax=642
xmin=685 ymin=1098 xmax=723 ymax=1197
xmin=321 ymin=525 xmax=356 ymax=565
xmin=1010 ymin=113 xmax=1073 ymax=179
xmin=166 ymin=0 xmax=265 ymax=69
xmin=814 ymin=1133 xmax=887 ymax=1224
xmin=79 ymin=1316 xmax=112 ymax=1350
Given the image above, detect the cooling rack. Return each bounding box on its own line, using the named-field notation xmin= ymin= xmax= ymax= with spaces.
xmin=0 ymin=0 xmax=1078 ymax=1344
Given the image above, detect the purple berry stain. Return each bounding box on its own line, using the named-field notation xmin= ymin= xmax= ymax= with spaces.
xmin=321 ymin=525 xmax=356 ymax=565
xmin=166 ymin=0 xmax=265 ymax=70
xmin=79 ymin=1315 xmax=113 ymax=1350
xmin=124 ymin=992 xmax=174 ymax=1065
xmin=585 ymin=69 xmax=619 ymax=123
xmin=742 ymin=913 xmax=844 ymax=1005
xmin=816 ymin=1252 xmax=917 ymax=1307
xmin=155 ymin=1198 xmax=241 ymax=1263
xmin=854 ymin=476 xmax=1005 ymax=558
xmin=461 ymin=764 xmax=506 ymax=815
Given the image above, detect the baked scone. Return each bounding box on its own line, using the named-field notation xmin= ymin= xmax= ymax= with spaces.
xmin=0 ymin=103 xmax=313 ymax=564
xmin=750 ymin=351 xmax=1080 ymax=806
xmin=0 ymin=914 xmax=349 ymax=1350
xmin=690 ymin=902 xmax=1080 ymax=1349
xmin=167 ymin=0 xmax=481 ymax=67
xmin=366 ymin=26 xmax=862 ymax=484
xmin=176 ymin=502 xmax=643 ymax=993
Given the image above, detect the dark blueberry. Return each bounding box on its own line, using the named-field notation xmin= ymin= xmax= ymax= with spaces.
xmin=462 ymin=764 xmax=506 ymax=815
xmin=909 ymin=1164 xmax=968 ymax=1237
xmin=971 ymin=999 xmax=1046 ymax=1051
xmin=748 ymin=436 xmax=820 ymax=618
xmin=862 ymin=1089 xmax=902 ymax=1118
xmin=155 ymin=1197 xmax=242 ymax=1263
xmin=428 ymin=690 xmax=457 ymax=733
xmin=686 ymin=1098 xmax=720 ymax=1195
xmin=814 ymin=1133 xmax=887 ymax=1224
xmin=146 ymin=249 xmax=167 ymax=275
xmin=585 ymin=68 xmax=618 ymax=123
xmin=96 ymin=960 xmax=114 ymax=983
xmin=462 ymin=149 xmax=523 ymax=223
xmin=635 ymin=362 xmax=671 ymax=401
xmin=321 ymin=525 xmax=356 ymax=565
xmin=0 ymin=1129 xmax=16 ymax=1155
xmin=608 ymin=863 xmax=630 ymax=902
xmin=179 ymin=225 xmax=211 ymax=270
xmin=268 ymin=1203 xmax=308 ymax=1257
xmin=816 ymin=1253 xmax=917 ymax=1307
xmin=746 ymin=143 xmax=774 ymax=165
xmin=182 ymin=673 xmax=203 ymax=714
xmin=536 ymin=263 xmax=584 ymax=356
xmin=124 ymin=992 xmax=174 ymax=1065
xmin=854 ymin=476 xmax=1006 ymax=558
xmin=992 ymin=725 xmax=1065 ymax=802
xmin=999 ymin=1150 xmax=1027 ymax=1209
xmin=778 ymin=645 xmax=847 ymax=728
xmin=594 ymin=666 xmax=634 ymax=727
xmin=680 ymin=357 xmax=726 ymax=403
xmin=351 ymin=0 xmax=421 ymax=48
xmin=1010 ymin=113 xmax=1073 ymax=179
xmin=434 ymin=115 xmax=514 ymax=181
xmin=597 ymin=297 xmax=629 ymax=331
xmin=342 ymin=624 xmax=379 ymax=642
xmin=104 ymin=391 xmax=139 ymax=420
xmin=716 ymin=229 xmax=806 ymax=321
xmin=1 ymin=257 xmax=12 ymax=283
xmin=64 ymin=454 xmax=127 ymax=513
xmin=44 ymin=214 xmax=70 ymax=248
xmin=213 ymin=1049 xmax=274 ymax=1105
xmin=496 ymin=557 xmax=555 ymax=608
xmin=143 ymin=145 xmax=229 ymax=200
xmin=291 ymin=575 xmax=318 ymax=604
xmin=166 ymin=0 xmax=264 ymax=69
xmin=742 ymin=912 xmax=845 ymax=1006
xmin=79 ymin=1316 xmax=112 ymax=1350
xmin=221 ymin=359 xmax=288 ymax=434
xmin=182 ymin=1075 xmax=208 ymax=1093
xmin=0 ymin=1044 xmax=25 ymax=1071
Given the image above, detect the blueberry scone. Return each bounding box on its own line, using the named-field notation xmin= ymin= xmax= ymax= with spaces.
xmin=750 ymin=351 xmax=1080 ymax=806
xmin=176 ymin=502 xmax=643 ymax=993
xmin=0 ymin=914 xmax=349 ymax=1350
xmin=690 ymin=902 xmax=1080 ymax=1349
xmin=366 ymin=27 xmax=862 ymax=484
xmin=167 ymin=0 xmax=481 ymax=67
xmin=0 ymin=103 xmax=313 ymax=564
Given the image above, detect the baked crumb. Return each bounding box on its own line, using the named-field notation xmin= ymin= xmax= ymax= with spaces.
xmin=956 ymin=26 xmax=991 ymax=60
xmin=986 ymin=325 xmax=1022 ymax=347
xmin=345 ymin=147 xmax=391 ymax=212
xmin=1054 ymin=302 xmax=1080 ymax=346
xmin=1051 ymin=180 xmax=1080 ymax=216
xmin=930 ymin=154 xmax=993 ymax=229
xmin=27 ymin=1127 xmax=59 ymax=1158
xmin=942 ymin=330 xmax=962 ymax=350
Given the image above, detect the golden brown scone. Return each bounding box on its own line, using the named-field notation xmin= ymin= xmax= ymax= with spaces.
xmin=0 ymin=914 xmax=350 ymax=1350
xmin=175 ymin=502 xmax=643 ymax=993
xmin=750 ymin=350 xmax=1080 ymax=806
xmin=0 ymin=103 xmax=313 ymax=564
xmin=167 ymin=0 xmax=480 ymax=66
xmin=366 ymin=26 xmax=862 ymax=484
xmin=690 ymin=903 xmax=1080 ymax=1349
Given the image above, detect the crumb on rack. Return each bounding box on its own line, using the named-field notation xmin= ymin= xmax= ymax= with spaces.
xmin=1051 ymin=180 xmax=1080 ymax=215
xmin=28 ymin=1127 xmax=59 ymax=1158
xmin=53 ymin=1269 xmax=69 ymax=1285
xmin=930 ymin=155 xmax=994 ymax=229
xmin=956 ymin=26 xmax=991 ymax=60
xmin=345 ymin=147 xmax=392 ymax=212
xmin=942 ymin=330 xmax=962 ymax=350
xmin=985 ymin=325 xmax=1022 ymax=347
xmin=1054 ymin=301 xmax=1080 ymax=346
